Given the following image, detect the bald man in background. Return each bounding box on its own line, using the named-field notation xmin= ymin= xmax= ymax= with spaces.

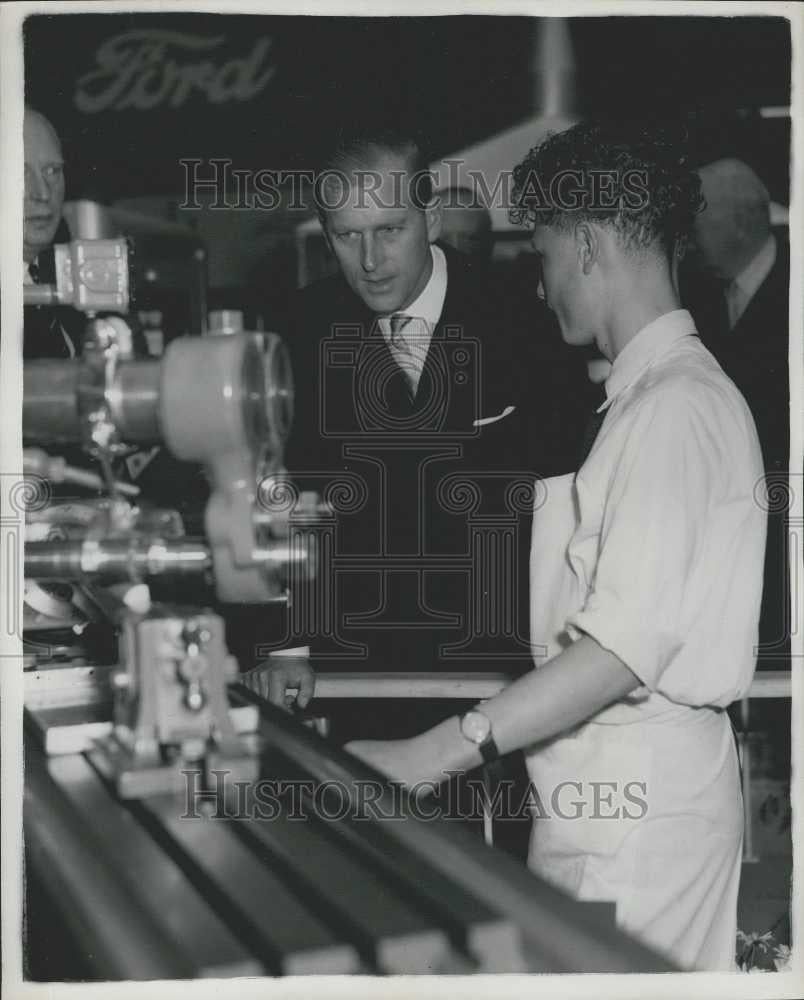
xmin=23 ymin=106 xmax=87 ymax=360
xmin=685 ymin=158 xmax=789 ymax=473
xmin=24 ymin=107 xmax=66 ymax=268
xmin=682 ymin=157 xmax=790 ymax=672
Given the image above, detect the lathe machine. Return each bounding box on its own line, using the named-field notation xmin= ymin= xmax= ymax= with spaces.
xmin=17 ymin=235 xmax=674 ymax=979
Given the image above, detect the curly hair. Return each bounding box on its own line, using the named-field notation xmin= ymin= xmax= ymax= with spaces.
xmin=509 ymin=120 xmax=704 ymax=257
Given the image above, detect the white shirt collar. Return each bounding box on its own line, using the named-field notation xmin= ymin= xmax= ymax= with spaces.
xmin=378 ymin=244 xmax=448 ymax=333
xmin=602 ymin=309 xmax=698 ymax=409
xmin=732 ymin=233 xmax=776 ymax=303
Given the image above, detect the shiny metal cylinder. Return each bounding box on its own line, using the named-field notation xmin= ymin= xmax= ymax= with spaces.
xmin=159 ymin=333 xmax=269 ymax=461
xmin=23 ymin=362 xmax=83 ymax=442
xmin=262 ymin=332 xmax=293 ymax=449
xmin=66 ymin=199 xmax=116 ymax=240
xmin=25 ymin=539 xmax=212 ymax=582
xmin=25 ymin=542 xmax=88 ymax=579
xmin=24 ymin=359 xmax=162 ymax=444
xmin=109 ymin=361 xmax=162 ymax=441
xmin=23 ymin=284 xmax=59 ymax=306
xmin=253 ymin=532 xmax=317 ymax=584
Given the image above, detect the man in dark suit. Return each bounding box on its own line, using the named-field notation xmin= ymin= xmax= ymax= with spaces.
xmin=682 ymin=157 xmax=790 ymax=671
xmin=23 ymin=108 xmax=65 ymax=275
xmin=22 ymin=106 xmax=150 ymax=362
xmin=280 ymin=128 xmax=588 ymax=677
xmin=22 ymin=107 xmax=87 ymax=360
xmin=242 ymin=127 xmax=593 ymax=764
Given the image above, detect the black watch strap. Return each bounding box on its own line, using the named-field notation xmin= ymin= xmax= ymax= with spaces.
xmin=477 ymin=736 xmax=499 ymax=765
xmin=460 ymin=710 xmax=499 ymax=764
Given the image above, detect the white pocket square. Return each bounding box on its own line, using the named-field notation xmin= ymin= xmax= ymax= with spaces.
xmin=473 ymin=405 xmax=516 ymax=428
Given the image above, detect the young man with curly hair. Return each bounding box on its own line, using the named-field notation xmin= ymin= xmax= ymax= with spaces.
xmin=348 ymin=121 xmax=766 ymax=971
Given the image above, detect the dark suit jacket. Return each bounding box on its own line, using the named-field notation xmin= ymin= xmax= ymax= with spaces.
xmin=24 ymin=243 xmax=87 ymax=361
xmin=276 ymin=245 xmax=592 ymax=672
xmin=23 ymin=223 xmax=85 ymax=360
xmin=717 ymin=238 xmax=789 ymax=477
xmin=682 ymin=236 xmax=789 ymax=475
xmin=681 ymin=237 xmax=791 ymax=666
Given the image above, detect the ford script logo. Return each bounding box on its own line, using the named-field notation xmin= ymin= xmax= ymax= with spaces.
xmin=75 ymin=30 xmax=275 ymax=113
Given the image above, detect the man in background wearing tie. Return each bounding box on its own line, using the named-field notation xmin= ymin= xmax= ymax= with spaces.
xmin=23 ymin=108 xmax=65 ymax=271
xmin=687 ymin=157 xmax=788 ymax=476
xmin=22 ymin=106 xmax=84 ymax=360
xmin=682 ymin=158 xmax=790 ymax=674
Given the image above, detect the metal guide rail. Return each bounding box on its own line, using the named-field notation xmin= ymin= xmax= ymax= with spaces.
xmin=23 ymin=685 xmax=675 ymax=980
xmin=20 ymin=273 xmax=675 ymax=980
xmin=285 ymin=668 xmax=794 ymax=701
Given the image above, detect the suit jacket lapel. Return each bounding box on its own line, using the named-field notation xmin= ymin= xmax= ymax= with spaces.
xmin=340 ymin=248 xmax=482 ymax=421
xmin=730 ymin=238 xmax=789 ymax=340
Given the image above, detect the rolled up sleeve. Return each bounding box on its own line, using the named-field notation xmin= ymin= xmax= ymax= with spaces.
xmin=567 ymin=384 xmax=718 ymax=693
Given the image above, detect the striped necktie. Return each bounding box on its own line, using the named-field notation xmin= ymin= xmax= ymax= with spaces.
xmin=389 ymin=313 xmax=423 ymax=394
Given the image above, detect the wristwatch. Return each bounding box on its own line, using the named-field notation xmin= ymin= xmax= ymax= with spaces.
xmin=459 ymin=709 xmax=499 ymax=764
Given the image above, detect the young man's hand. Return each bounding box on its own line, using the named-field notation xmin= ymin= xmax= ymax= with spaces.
xmin=240 ymin=656 xmax=315 ymax=710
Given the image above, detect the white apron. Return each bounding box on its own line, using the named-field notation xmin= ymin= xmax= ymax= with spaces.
xmin=525 ymin=474 xmax=743 ymax=971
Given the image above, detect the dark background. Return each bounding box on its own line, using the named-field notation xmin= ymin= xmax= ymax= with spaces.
xmin=23 ymin=13 xmax=792 ymax=202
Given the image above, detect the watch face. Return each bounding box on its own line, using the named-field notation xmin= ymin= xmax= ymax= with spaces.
xmin=461 ymin=710 xmax=491 ymax=745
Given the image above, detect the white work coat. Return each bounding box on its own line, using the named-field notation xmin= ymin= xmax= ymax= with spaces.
xmin=525 ymin=312 xmax=766 ymax=971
